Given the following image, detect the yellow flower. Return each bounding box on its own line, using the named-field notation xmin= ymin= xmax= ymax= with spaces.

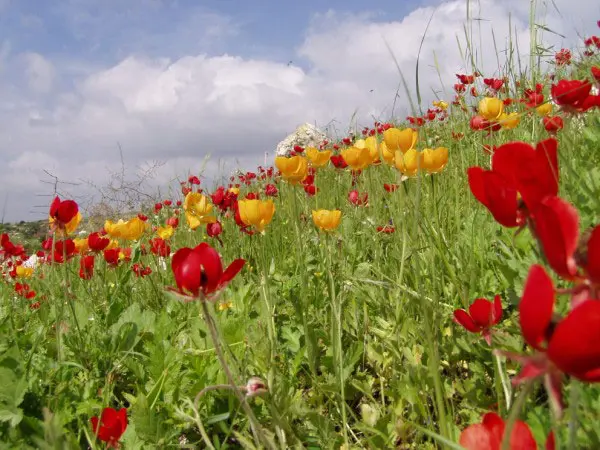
xmin=383 ymin=128 xmax=418 ymax=154
xmin=340 ymin=146 xmax=371 ymax=170
xmin=478 ymin=97 xmax=504 ymax=121
xmin=104 ymin=217 xmax=148 ymax=240
xmin=312 ymin=209 xmax=342 ymax=231
xmin=157 ymin=225 xmax=174 ymax=240
xmin=354 ymin=138 xmax=380 ymax=162
xmin=238 ymin=199 xmax=275 ymax=232
xmin=73 ymin=237 xmax=89 ymax=254
xmin=498 ymin=112 xmax=520 ymax=129
xmin=380 ymin=141 xmax=395 ymax=164
xmin=305 ymin=147 xmax=331 ymax=168
xmin=229 ymin=187 xmax=240 ymax=195
xmin=421 ymin=147 xmax=449 ymax=173
xmin=536 ymin=103 xmax=553 ymax=116
xmin=433 ymin=100 xmax=448 ymax=110
xmin=217 ymin=301 xmax=233 ymax=311
xmin=183 ymin=192 xmax=216 ymax=230
xmin=106 ymin=239 xmax=119 ymax=250
xmin=395 ymin=149 xmax=424 ymax=177
xmin=275 ymin=155 xmax=309 ymax=184
xmin=16 ymin=266 xmax=34 ymax=278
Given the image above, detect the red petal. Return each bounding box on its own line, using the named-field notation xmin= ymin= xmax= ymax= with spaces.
xmin=517 ymin=138 xmax=559 ymax=209
xmin=469 ymin=298 xmax=495 ymax=328
xmin=546 ymin=431 xmax=556 ymax=450
xmin=519 ymin=265 xmax=555 ymax=350
xmin=49 ymin=196 xmax=61 ymax=218
xmin=453 ymin=309 xmax=480 ymax=332
xmin=492 ymin=295 xmax=503 ymax=324
xmin=193 ymin=243 xmax=223 ymax=295
xmin=509 ymin=421 xmax=538 ymax=450
xmin=585 ymin=225 xmax=600 ymax=283
xmin=171 ymin=248 xmax=200 ymax=297
xmin=492 ymin=141 xmax=535 ymax=185
xmin=56 ymin=200 xmax=79 ymax=224
xmin=459 ymin=423 xmax=499 ymax=450
xmin=468 ymin=168 xmax=519 ymax=227
xmin=482 ymin=412 xmax=505 ymax=443
xmin=547 ymin=300 xmax=600 ymax=380
xmin=219 ymin=258 xmax=245 ymax=290
xmin=531 ymin=196 xmax=579 ymax=278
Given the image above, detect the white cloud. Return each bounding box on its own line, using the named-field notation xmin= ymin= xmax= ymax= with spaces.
xmin=0 ymin=0 xmax=597 ymax=222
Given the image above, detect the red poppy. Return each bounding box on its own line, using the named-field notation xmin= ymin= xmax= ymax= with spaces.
xmin=459 ymin=412 xmax=551 ymax=450
xmin=453 ymin=296 xmax=502 ymax=345
xmin=467 ymin=138 xmax=558 ymax=228
xmin=543 ymin=116 xmax=563 ymax=133
xmin=188 ymin=175 xmax=201 ymax=185
xmin=169 ymin=243 xmax=245 ymax=301
xmin=49 ymin=196 xmax=78 ymax=227
xmin=330 ymin=155 xmax=348 ymax=169
xmin=90 ymin=407 xmax=128 ymax=448
xmin=383 ymin=183 xmax=399 ymax=192
xmin=79 ymin=255 xmax=95 ymax=280
xmin=551 ymin=79 xmax=592 ymax=109
xmin=592 ymin=66 xmax=600 ymax=82
xmin=348 ymin=190 xmax=368 ymax=207
xmin=89 ymin=232 xmax=110 ymax=252
xmin=206 ymin=221 xmax=223 ymax=238
xmin=376 ymin=225 xmax=395 ymax=233
xmin=483 ymin=78 xmax=504 ymax=91
xmin=149 ymin=237 xmax=170 ymax=258
xmin=166 ymin=216 xmax=179 ymax=228
xmin=265 ymin=184 xmax=278 ymax=197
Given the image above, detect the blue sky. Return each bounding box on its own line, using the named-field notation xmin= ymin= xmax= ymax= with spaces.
xmin=1 ymin=0 xmax=423 ymax=65
xmin=0 ymin=0 xmax=597 ymax=221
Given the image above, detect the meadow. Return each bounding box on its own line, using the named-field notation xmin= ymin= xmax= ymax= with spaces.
xmin=1 ymin=16 xmax=600 ymax=450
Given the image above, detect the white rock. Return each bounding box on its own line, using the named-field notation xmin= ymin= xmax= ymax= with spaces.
xmin=275 ymin=123 xmax=327 ymax=157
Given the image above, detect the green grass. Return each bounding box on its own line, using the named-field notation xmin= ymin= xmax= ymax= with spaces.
xmin=1 ymin=12 xmax=600 ymax=450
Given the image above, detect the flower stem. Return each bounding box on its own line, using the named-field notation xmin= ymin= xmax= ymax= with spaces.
xmin=200 ymin=301 xmax=273 ymax=450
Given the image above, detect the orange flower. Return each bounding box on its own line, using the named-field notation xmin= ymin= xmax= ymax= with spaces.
xmin=275 ymin=155 xmax=309 ymax=183
xmin=305 ymin=147 xmax=331 ymax=168
xmin=383 ymin=128 xmax=418 ymax=154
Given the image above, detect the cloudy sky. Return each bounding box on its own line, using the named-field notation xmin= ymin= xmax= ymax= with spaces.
xmin=0 ymin=0 xmax=597 ymax=222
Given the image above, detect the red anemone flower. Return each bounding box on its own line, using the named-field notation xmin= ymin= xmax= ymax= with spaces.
xmin=90 ymin=407 xmax=128 ymax=449
xmin=169 ymin=243 xmax=245 ymax=301
xmin=551 ymin=79 xmax=592 ymax=109
xmin=79 ymin=255 xmax=95 ymax=280
xmin=453 ymin=295 xmax=502 ymax=345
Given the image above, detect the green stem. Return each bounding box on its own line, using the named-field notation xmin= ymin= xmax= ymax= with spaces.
xmin=501 ymin=380 xmax=533 ymax=450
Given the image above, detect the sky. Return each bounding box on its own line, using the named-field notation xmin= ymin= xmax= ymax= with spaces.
xmin=0 ymin=0 xmax=598 ymax=222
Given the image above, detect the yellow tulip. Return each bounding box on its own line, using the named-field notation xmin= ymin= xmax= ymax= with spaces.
xmin=536 ymin=103 xmax=553 ymax=116
xmin=364 ymin=136 xmax=381 ymax=163
xmin=73 ymin=237 xmax=89 ymax=254
xmin=395 ymin=149 xmax=424 ymax=176
xmin=238 ymin=199 xmax=276 ymax=232
xmin=383 ymin=128 xmax=418 ymax=154
xmin=421 ymin=147 xmax=449 ymax=174
xmin=380 ymin=141 xmax=395 ymax=164
xmin=498 ymin=112 xmax=520 ymax=129
xmin=340 ymin=146 xmax=371 ymax=170
xmin=229 ymin=187 xmax=240 ymax=195
xmin=312 ymin=209 xmax=342 ymax=231
xmin=105 ymin=239 xmax=119 ymax=250
xmin=305 ymin=147 xmax=331 ymax=168
xmin=104 ymin=217 xmax=147 ymax=240
xmin=16 ymin=265 xmax=34 ymax=278
xmin=275 ymin=155 xmax=309 ymax=183
xmin=433 ymin=100 xmax=448 ymax=110
xmin=157 ymin=225 xmax=174 ymax=240
xmin=183 ymin=192 xmax=216 ymax=230
xmin=478 ymin=97 xmax=504 ymax=121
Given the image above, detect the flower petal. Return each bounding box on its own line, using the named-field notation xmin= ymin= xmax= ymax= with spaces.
xmin=519 ymin=265 xmax=555 ymax=350
xmin=453 ymin=309 xmax=480 ymax=333
xmin=547 ymin=300 xmax=600 ymax=381
xmin=531 ymin=196 xmax=579 ymax=279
